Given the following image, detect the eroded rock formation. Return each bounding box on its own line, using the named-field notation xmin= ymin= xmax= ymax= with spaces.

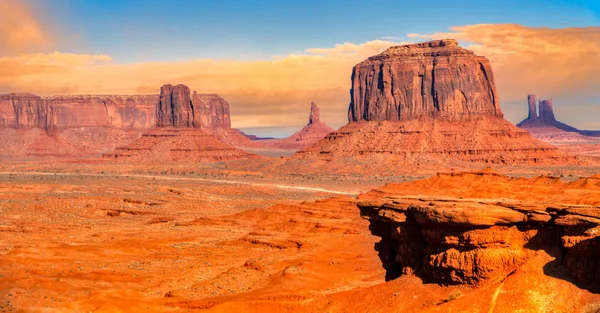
xmin=0 ymin=85 xmax=234 ymax=158
xmin=105 ymin=84 xmax=249 ymax=163
xmin=358 ymin=170 xmax=600 ymax=287
xmin=289 ymin=40 xmax=576 ymax=170
xmin=309 ymin=101 xmax=320 ymax=124
xmin=517 ymin=95 xmax=600 ymax=139
xmin=210 ymin=101 xmax=334 ymax=152
xmin=156 ymin=85 xmax=232 ymax=128
xmin=348 ymin=39 xmax=503 ymax=122
xmin=0 ymin=93 xmax=157 ymax=131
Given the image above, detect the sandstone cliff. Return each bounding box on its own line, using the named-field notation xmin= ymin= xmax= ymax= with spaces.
xmin=0 ymin=86 xmax=234 ymax=158
xmin=287 ymin=40 xmax=576 ymax=171
xmin=358 ymin=170 xmax=600 ymax=287
xmin=0 ymin=93 xmax=157 ymax=130
xmin=156 ymin=84 xmax=232 ymax=128
xmin=348 ymin=39 xmax=503 ymax=122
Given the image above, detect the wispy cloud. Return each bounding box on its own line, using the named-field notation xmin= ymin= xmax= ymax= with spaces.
xmin=0 ymin=0 xmax=51 ymax=56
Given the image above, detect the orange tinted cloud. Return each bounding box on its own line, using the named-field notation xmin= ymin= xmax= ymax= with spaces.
xmin=415 ymin=24 xmax=600 ymax=125
xmin=0 ymin=0 xmax=50 ymax=55
xmin=0 ymin=40 xmax=398 ymax=129
xmin=1 ymin=24 xmax=599 ymax=131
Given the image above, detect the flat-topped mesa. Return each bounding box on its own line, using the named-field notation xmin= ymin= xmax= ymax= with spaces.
xmin=156 ymin=84 xmax=232 ymax=128
xmin=0 ymin=93 xmax=158 ymax=130
xmin=348 ymin=39 xmax=503 ymax=122
xmin=308 ymin=101 xmax=321 ymax=124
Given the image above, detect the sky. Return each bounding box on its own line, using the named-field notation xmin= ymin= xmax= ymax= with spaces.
xmin=1 ymin=0 xmax=599 ymax=137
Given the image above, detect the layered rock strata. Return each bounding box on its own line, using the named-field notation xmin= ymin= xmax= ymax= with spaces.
xmin=348 ymin=39 xmax=503 ymax=122
xmin=0 ymin=93 xmax=157 ymax=131
xmin=0 ymin=86 xmax=233 ymax=158
xmin=290 ymin=40 xmax=575 ymax=169
xmin=106 ymin=128 xmax=251 ymax=163
xmin=358 ymin=170 xmax=600 ymax=287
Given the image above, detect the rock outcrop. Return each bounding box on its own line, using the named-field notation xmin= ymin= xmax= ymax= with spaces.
xmin=211 ymin=101 xmax=334 ymax=153
xmin=527 ymin=94 xmax=537 ymax=120
xmin=348 ymin=39 xmax=503 ymax=122
xmin=0 ymin=93 xmax=157 ymax=131
xmin=358 ymin=170 xmax=600 ymax=287
xmin=264 ymin=101 xmax=334 ymax=149
xmin=105 ymin=84 xmax=250 ymax=163
xmin=0 ymin=86 xmax=234 ymax=158
xmin=157 ymin=84 xmax=193 ymax=127
xmin=156 ymin=85 xmax=231 ymax=128
xmin=308 ymin=101 xmax=321 ymax=124
xmin=518 ymin=95 xmax=599 ymax=136
xmin=286 ymin=40 xmax=576 ymax=172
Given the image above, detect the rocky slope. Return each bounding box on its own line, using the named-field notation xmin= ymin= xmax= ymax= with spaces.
xmin=255 ymin=102 xmax=334 ymax=150
xmin=287 ymin=40 xmax=576 ymax=172
xmin=106 ymin=128 xmax=252 ymax=163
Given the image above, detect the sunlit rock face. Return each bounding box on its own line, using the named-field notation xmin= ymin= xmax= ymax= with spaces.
xmin=348 ymin=39 xmax=503 ymax=122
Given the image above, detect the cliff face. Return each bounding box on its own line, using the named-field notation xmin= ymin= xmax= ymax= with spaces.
xmin=0 ymin=86 xmax=232 ymax=131
xmin=0 ymin=85 xmax=233 ymax=158
xmin=157 ymin=84 xmax=193 ymax=127
xmin=358 ymin=170 xmax=600 ymax=286
xmin=156 ymin=84 xmax=232 ymax=128
xmin=348 ymin=39 xmax=503 ymax=122
xmin=0 ymin=93 xmax=157 ymax=130
xmin=192 ymin=92 xmax=231 ymax=128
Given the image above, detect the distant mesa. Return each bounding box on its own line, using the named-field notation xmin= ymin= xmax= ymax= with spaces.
xmin=287 ymin=39 xmax=576 ymax=172
xmin=156 ymin=84 xmax=231 ymax=128
xmin=105 ymin=84 xmax=251 ymax=163
xmin=0 ymin=84 xmax=242 ymax=160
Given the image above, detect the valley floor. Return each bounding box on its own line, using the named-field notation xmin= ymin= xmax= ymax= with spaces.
xmin=1 ymin=162 xmax=600 ymax=312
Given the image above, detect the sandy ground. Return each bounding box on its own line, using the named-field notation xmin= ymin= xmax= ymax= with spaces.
xmin=1 ymin=162 xmax=600 ymax=312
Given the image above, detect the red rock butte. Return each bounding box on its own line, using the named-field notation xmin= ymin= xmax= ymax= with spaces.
xmin=0 ymin=87 xmax=235 ymax=158
xmin=105 ymin=84 xmax=251 ymax=163
xmin=289 ymin=39 xmax=577 ymax=171
xmin=348 ymin=39 xmax=503 ymax=122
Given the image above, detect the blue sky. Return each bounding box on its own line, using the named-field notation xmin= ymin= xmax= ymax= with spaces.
xmin=38 ymin=0 xmax=599 ymax=63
